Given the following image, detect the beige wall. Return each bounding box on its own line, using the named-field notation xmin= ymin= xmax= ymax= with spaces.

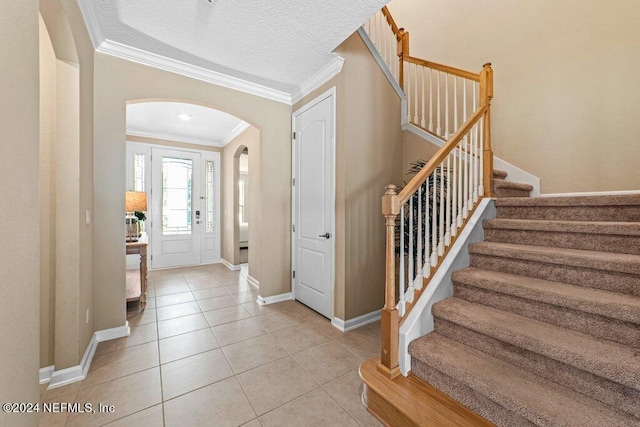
xmin=93 ymin=54 xmax=292 ymax=330
xmin=221 ymin=127 xmax=261 ymax=278
xmin=127 ymin=134 xmax=222 ymax=153
xmin=402 ymin=131 xmax=440 ymax=183
xmin=388 ymin=0 xmax=640 ymax=193
xmin=38 ymin=0 xmax=95 ymax=371
xmin=0 ymin=0 xmax=40 ymax=424
xmin=40 ymin=14 xmax=57 ymax=369
xmin=294 ymin=33 xmax=404 ymax=321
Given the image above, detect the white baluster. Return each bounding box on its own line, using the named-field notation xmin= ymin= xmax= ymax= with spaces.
xmin=428 ymin=69 xmax=434 ymax=132
xmin=436 ymin=72 xmax=442 ymax=136
xmin=417 ymin=186 xmax=423 ymax=285
xmin=451 ymin=145 xmax=458 ymax=236
xmin=479 ymin=119 xmax=485 ymax=196
xmin=406 ymin=63 xmax=412 ymax=123
xmin=453 ymin=76 xmax=458 ymax=135
xmin=444 ymin=73 xmax=450 ymax=139
xmin=414 ymin=64 xmax=419 ymax=124
xmin=421 ymin=67 xmax=426 ymax=128
xmin=431 ymin=172 xmax=437 ymax=266
xmin=463 ymin=135 xmax=469 ymax=218
xmin=445 ymin=154 xmax=451 ymax=245
xmin=424 ymin=176 xmax=430 ymax=277
xmin=399 ymin=204 xmax=405 ymax=315
xmin=438 ymin=164 xmax=445 ymax=255
xmin=457 ymin=138 xmax=463 ymax=226
xmin=473 ymin=122 xmax=479 ymax=203
xmin=463 ymin=79 xmax=468 ymax=123
xmin=409 ymin=196 xmax=414 ymax=286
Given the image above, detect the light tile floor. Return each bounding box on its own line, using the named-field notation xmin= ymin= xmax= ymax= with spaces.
xmin=40 ymin=264 xmax=382 ymax=426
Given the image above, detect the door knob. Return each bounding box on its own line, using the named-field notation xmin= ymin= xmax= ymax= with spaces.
xmin=319 ymin=232 xmax=331 ymax=239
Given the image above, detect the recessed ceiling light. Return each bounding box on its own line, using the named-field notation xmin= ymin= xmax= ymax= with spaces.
xmin=178 ymin=113 xmax=192 ymax=121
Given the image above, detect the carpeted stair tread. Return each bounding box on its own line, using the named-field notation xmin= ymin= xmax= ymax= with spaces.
xmin=493 ymin=169 xmax=508 ymax=179
xmin=495 ymin=194 xmax=640 ymax=207
xmin=452 ymin=267 xmax=640 ymax=325
xmin=431 ymin=298 xmax=640 ymax=389
xmin=409 ymin=334 xmax=639 ymax=427
xmin=483 ymin=218 xmax=640 ymax=236
xmin=494 ymin=179 xmax=534 ymax=192
xmin=469 ymin=241 xmax=640 ymax=275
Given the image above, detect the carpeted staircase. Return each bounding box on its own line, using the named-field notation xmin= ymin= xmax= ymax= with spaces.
xmin=408 ymin=171 xmax=640 ymax=426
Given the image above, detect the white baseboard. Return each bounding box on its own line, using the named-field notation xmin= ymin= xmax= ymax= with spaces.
xmin=45 ymin=322 xmax=130 ymax=389
xmin=541 ymin=189 xmax=640 ymax=197
xmin=247 ymin=275 xmax=259 ymax=289
xmin=399 ymin=198 xmax=494 ymax=376
xmin=39 ymin=366 xmax=55 ymax=385
xmin=221 ymin=258 xmax=241 ymax=271
xmin=331 ymin=310 xmax=381 ymax=332
xmin=493 ymin=156 xmax=541 ymax=197
xmin=256 ymin=292 xmax=292 ymax=306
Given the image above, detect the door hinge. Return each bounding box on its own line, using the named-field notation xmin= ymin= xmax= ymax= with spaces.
xmin=293 ymin=132 xmax=296 ymax=140
xmin=293 ymin=270 xmax=295 ymax=278
xmin=292 ymin=224 xmax=295 ymax=232
xmin=292 ymin=178 xmax=295 ymax=186
xmin=150 ymin=254 xmax=153 ymax=261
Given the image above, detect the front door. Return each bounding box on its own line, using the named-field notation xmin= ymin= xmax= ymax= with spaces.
xmin=293 ymin=88 xmax=335 ymax=319
xmin=151 ymin=148 xmax=202 ymax=268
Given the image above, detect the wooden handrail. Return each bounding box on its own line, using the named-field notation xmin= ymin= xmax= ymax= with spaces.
xmin=404 ymin=56 xmax=480 ymax=82
xmin=397 ymin=105 xmax=488 ymax=206
xmin=381 ymin=6 xmax=400 ymax=36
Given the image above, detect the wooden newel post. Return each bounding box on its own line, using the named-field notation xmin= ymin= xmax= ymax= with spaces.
xmin=397 ymin=29 xmax=409 ymax=89
xmin=480 ymin=63 xmax=494 ymax=197
xmin=379 ymin=184 xmax=401 ymax=379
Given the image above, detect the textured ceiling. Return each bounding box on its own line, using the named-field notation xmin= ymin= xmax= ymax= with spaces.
xmin=88 ymin=0 xmax=388 ymax=93
xmin=126 ymin=102 xmax=248 ymax=147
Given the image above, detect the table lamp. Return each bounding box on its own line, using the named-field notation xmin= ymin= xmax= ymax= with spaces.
xmin=125 ymin=191 xmax=147 ymax=242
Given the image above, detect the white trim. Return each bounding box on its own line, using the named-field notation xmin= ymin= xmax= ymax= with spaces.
xmin=127 ymin=129 xmax=224 ymax=148
xmin=291 ymin=86 xmax=337 ymax=319
xmin=221 ymin=122 xmax=251 ymax=146
xmin=247 ymin=275 xmax=260 ymax=289
xmin=94 ymin=322 xmax=131 ymax=343
xmin=290 ymin=56 xmax=345 ymax=105
xmin=493 ymin=156 xmax=541 ymax=197
xmin=75 ymin=0 xmax=103 ymax=49
xmin=97 ymin=39 xmax=292 ymax=104
xmin=46 ymin=322 xmax=130 ymax=389
xmin=402 ymin=122 xmax=446 ymax=147
xmin=39 ymin=366 xmax=55 ymax=385
xmin=541 ymin=189 xmax=640 ymax=197
xmin=357 ymin=27 xmax=404 ymax=99
xmin=398 ymin=199 xmax=494 ymax=376
xmin=331 ymin=310 xmax=381 ymax=332
xmin=221 ymin=258 xmax=241 ymax=271
xmin=256 ymin=292 xmax=293 ymax=306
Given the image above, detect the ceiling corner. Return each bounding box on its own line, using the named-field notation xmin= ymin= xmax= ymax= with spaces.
xmin=75 ymin=0 xmax=104 ymax=49
xmin=290 ymin=55 xmax=345 ymax=105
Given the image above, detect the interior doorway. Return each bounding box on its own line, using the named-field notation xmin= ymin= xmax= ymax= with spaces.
xmin=237 ymin=147 xmax=249 ymax=264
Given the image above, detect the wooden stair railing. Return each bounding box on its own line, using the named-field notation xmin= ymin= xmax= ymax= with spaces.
xmin=364 ymin=8 xmax=489 ymax=142
xmin=365 ymin=6 xmax=495 ymax=378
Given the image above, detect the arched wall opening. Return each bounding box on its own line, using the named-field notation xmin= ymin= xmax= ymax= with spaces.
xmin=39 ymin=0 xmax=84 ymax=372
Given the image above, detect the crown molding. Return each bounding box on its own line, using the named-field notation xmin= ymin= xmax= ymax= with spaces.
xmin=98 ymin=39 xmax=293 ymax=104
xmin=75 ymin=0 xmax=103 ymax=49
xmin=221 ymin=122 xmax=251 ymax=146
xmin=290 ymin=56 xmax=345 ymax=105
xmin=126 ymin=129 xmax=226 ymax=147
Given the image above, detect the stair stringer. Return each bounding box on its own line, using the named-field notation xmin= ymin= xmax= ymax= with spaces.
xmin=398 ymin=198 xmax=495 ymax=375
xmin=357 ymin=26 xmax=542 ymax=196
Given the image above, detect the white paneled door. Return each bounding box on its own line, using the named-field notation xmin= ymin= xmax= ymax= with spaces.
xmin=151 ymin=148 xmax=202 ymax=268
xmin=293 ymin=88 xmax=335 ymax=319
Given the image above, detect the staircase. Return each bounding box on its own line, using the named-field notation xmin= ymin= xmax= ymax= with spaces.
xmin=408 ymin=193 xmax=640 ymax=426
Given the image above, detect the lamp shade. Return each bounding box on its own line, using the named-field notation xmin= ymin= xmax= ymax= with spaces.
xmin=125 ymin=191 xmax=147 ymax=212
